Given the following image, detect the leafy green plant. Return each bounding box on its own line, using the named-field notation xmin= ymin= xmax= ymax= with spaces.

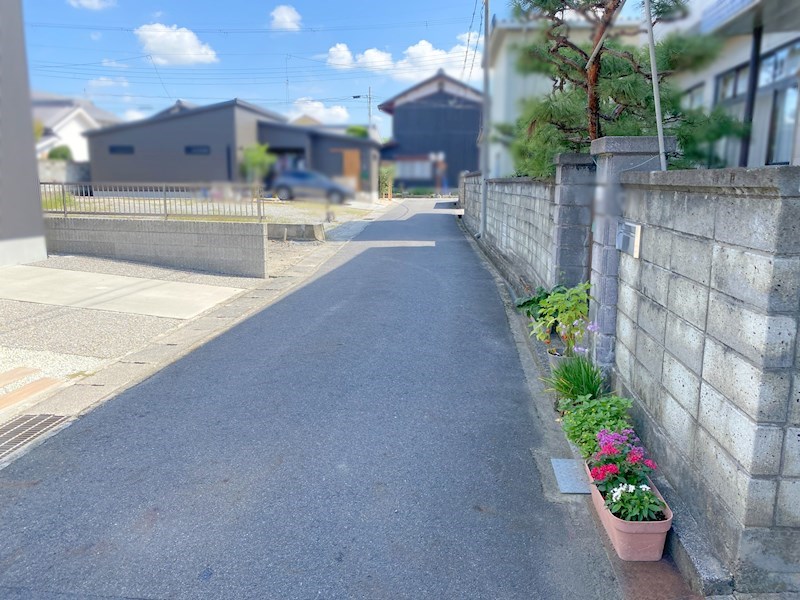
xmin=517 ymin=285 xmax=565 ymax=321
xmin=561 ymin=395 xmax=632 ymax=458
xmin=240 ymin=143 xmax=277 ymax=183
xmin=379 ymin=165 xmax=395 ymax=196
xmin=48 ymin=145 xmax=73 ymax=161
xmin=544 ymin=356 xmax=604 ymax=405
xmin=530 ymin=282 xmax=592 ymax=356
xmin=346 ymin=125 xmax=369 ymax=139
xmin=605 ymin=483 xmax=666 ymax=521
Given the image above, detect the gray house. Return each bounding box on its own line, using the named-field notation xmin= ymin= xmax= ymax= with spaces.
xmin=0 ymin=0 xmax=47 ymax=267
xmin=86 ymin=99 xmax=380 ymax=197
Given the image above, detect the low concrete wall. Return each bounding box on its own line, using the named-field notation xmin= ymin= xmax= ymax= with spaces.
xmin=265 ymin=223 xmax=325 ymax=241
xmin=38 ymin=160 xmax=90 ymax=183
xmin=45 ymin=217 xmax=269 ymax=278
xmin=617 ymin=167 xmax=800 ymax=593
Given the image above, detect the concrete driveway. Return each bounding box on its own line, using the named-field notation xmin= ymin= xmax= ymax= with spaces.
xmin=0 ymin=199 xmax=618 ymax=599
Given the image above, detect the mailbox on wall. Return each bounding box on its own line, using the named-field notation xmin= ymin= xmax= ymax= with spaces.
xmin=616 ymin=221 xmax=642 ymax=259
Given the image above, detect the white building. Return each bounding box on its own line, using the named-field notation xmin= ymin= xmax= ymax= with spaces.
xmin=32 ymin=91 xmax=120 ymax=162
xmin=662 ymin=0 xmax=800 ymax=166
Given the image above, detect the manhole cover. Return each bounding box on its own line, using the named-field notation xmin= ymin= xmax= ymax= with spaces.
xmin=0 ymin=414 xmax=69 ymax=460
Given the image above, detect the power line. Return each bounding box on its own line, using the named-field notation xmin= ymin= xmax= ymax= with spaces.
xmin=147 ymin=55 xmax=171 ymax=101
xmin=461 ymin=0 xmax=480 ymax=80
xmin=468 ymin=3 xmax=484 ymax=82
xmin=25 ymin=16 xmax=470 ymax=34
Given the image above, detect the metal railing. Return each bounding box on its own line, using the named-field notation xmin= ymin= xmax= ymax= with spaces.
xmin=40 ymin=182 xmax=276 ymax=222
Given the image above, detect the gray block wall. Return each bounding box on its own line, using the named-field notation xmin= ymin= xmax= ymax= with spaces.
xmin=459 ymin=158 xmax=592 ymax=292
xmin=617 ymin=167 xmax=800 ymax=593
xmin=45 ymin=217 xmax=269 ymax=278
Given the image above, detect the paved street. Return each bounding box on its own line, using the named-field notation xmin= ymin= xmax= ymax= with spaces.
xmin=0 ymin=200 xmax=618 ymax=599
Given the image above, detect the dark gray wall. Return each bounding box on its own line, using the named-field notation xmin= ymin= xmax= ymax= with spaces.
xmin=89 ymin=107 xmax=236 ymax=182
xmin=0 ymin=0 xmax=47 ymax=265
xmin=383 ymin=90 xmax=481 ymax=187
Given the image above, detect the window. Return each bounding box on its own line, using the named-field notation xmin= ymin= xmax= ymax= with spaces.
xmin=185 ymin=145 xmax=211 ymax=155
xmin=683 ymin=84 xmax=705 ymax=110
xmin=396 ymin=160 xmax=432 ymax=181
xmin=767 ymin=86 xmax=798 ymax=165
xmin=109 ymin=145 xmax=134 ymax=155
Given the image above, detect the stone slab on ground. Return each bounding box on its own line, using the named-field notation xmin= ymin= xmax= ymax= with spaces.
xmin=551 ymin=458 xmax=591 ymax=494
xmin=0 ymin=265 xmax=243 ymax=319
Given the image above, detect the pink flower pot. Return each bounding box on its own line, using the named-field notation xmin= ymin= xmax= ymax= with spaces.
xmin=584 ymin=464 xmax=673 ymax=561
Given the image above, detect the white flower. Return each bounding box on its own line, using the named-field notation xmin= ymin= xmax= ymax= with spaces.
xmin=639 ymin=484 xmax=650 ymax=492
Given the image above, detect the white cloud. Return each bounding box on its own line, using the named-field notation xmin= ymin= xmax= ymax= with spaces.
xmin=327 ymin=43 xmax=354 ymax=69
xmin=394 ymin=39 xmax=482 ymax=83
xmin=87 ymin=76 xmax=129 ymax=88
xmin=134 ymin=23 xmax=219 ymax=66
xmin=270 ymin=5 xmax=302 ymax=31
xmin=101 ymin=58 xmax=128 ymax=69
xmin=356 ymin=48 xmax=394 ymax=72
xmin=327 ymin=44 xmax=393 ymax=71
xmin=90 ymin=32 xmax=102 ymax=41
xmin=68 ymin=0 xmax=115 ymax=9
xmin=325 ymin=34 xmax=483 ymax=84
xmin=288 ymin=97 xmax=349 ymax=124
xmin=457 ymin=32 xmax=484 ymax=47
xmin=152 ymin=10 xmax=164 ymax=19
xmin=123 ymin=109 xmax=148 ymax=121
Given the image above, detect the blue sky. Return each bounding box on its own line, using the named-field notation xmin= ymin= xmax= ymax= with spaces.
xmin=23 ymin=0 xmax=513 ymax=137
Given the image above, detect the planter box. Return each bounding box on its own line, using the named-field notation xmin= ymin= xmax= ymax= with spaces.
xmin=584 ymin=464 xmax=673 ymax=561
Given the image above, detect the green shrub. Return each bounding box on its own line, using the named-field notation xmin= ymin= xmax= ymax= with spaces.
xmin=48 ymin=145 xmax=73 ymax=161
xmin=530 ymin=282 xmax=592 ymax=356
xmin=517 ymin=285 xmax=565 ymax=321
xmin=544 ymin=356 xmax=605 ymax=405
xmin=561 ymin=395 xmax=633 ymax=458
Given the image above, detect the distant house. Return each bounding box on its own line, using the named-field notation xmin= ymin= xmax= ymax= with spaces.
xmin=32 ymin=91 xmax=121 ymax=161
xmin=86 ymin=99 xmax=380 ymax=196
xmin=379 ymin=70 xmax=483 ymax=191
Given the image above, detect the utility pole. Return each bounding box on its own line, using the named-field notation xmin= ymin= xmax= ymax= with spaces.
xmin=368 ymin=86 xmax=373 ymax=130
xmin=643 ymin=0 xmax=667 ymax=171
xmin=480 ymin=0 xmax=490 ymax=237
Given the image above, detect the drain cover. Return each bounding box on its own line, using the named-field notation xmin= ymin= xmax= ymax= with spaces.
xmin=0 ymin=414 xmax=69 ymax=460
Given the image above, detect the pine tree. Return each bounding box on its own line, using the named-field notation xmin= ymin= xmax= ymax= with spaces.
xmin=508 ymin=0 xmax=743 ymax=177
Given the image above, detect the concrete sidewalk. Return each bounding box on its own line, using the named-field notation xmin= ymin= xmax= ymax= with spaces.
xmin=0 ymin=222 xmax=378 ymax=442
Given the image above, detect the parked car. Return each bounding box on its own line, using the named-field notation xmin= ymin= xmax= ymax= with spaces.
xmin=272 ymin=170 xmax=354 ymax=204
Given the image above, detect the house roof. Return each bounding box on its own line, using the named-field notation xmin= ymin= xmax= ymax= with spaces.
xmin=378 ymin=70 xmax=483 ymax=115
xmin=259 ymin=119 xmax=381 ymax=148
xmin=85 ymin=98 xmax=288 ymax=137
xmin=32 ymin=91 xmax=121 ymax=127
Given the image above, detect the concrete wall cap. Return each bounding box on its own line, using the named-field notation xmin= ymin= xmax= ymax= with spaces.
xmin=620 ymin=165 xmax=800 ymax=196
xmin=590 ymin=136 xmax=678 ymax=156
xmin=554 ymin=152 xmax=595 ymax=166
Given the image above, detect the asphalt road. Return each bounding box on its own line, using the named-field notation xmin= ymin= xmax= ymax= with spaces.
xmin=0 ymin=199 xmax=618 ymax=599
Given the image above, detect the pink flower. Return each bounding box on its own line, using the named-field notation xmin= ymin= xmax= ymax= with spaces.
xmin=627 ymin=448 xmax=644 ymax=464
xmin=644 ymin=459 xmax=657 ymax=470
xmin=590 ymin=464 xmax=620 ymax=482
xmin=599 ymin=443 xmax=620 ymax=456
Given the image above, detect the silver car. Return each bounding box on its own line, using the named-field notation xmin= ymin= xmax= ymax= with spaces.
xmin=272 ymin=170 xmax=354 ymax=204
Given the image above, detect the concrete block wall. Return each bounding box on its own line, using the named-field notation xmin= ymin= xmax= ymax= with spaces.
xmin=616 ymin=167 xmax=800 ymax=593
xmin=460 ymin=160 xmax=593 ymax=292
xmin=45 ymin=217 xmax=269 ymax=277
